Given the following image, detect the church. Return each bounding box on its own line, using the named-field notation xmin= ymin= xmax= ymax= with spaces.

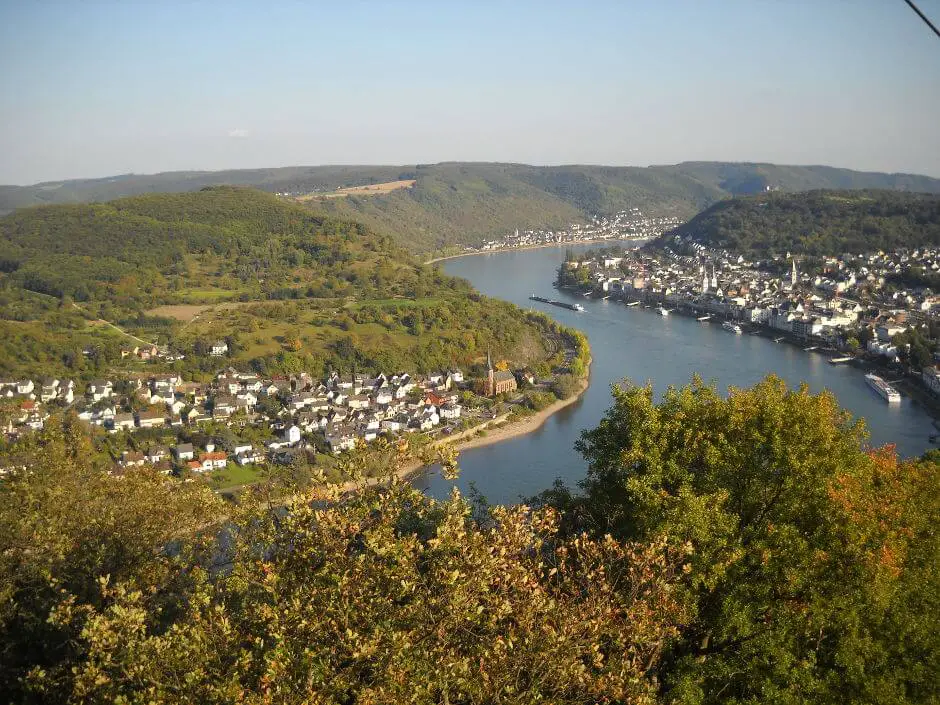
xmin=480 ymin=352 xmax=517 ymax=397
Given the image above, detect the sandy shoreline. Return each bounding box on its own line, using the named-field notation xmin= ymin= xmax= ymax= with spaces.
xmin=424 ymin=239 xmax=644 ymax=265
xmin=333 ymin=360 xmax=592 ymax=494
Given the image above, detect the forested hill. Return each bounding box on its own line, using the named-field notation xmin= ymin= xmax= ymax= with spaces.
xmin=657 ymin=189 xmax=940 ymax=256
xmin=4 ymin=162 xmax=940 ymax=254
xmin=0 ymin=187 xmax=556 ymax=378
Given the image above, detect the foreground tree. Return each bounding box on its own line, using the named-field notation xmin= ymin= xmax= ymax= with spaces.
xmin=2 ymin=418 xmax=688 ymax=703
xmin=555 ymin=375 xmax=939 ymax=704
xmin=0 ymin=416 xmax=225 ymax=702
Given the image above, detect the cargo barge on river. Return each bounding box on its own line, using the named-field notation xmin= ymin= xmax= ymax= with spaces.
xmin=529 ymin=295 xmax=584 ymax=312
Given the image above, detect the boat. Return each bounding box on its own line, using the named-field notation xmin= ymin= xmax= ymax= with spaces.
xmin=828 ymin=356 xmax=853 ymax=365
xmin=865 ymin=373 xmax=901 ymax=403
xmin=803 ymin=346 xmax=818 ymax=352
xmin=697 ymin=315 xmax=711 ymax=322
xmin=626 ymin=301 xmax=640 ymax=307
xmin=529 ymin=295 xmax=585 ymax=312
xmin=774 ymin=337 xmax=784 ymax=343
xmin=658 ymin=307 xmax=670 ymax=317
xmin=722 ymin=321 xmax=742 ymax=334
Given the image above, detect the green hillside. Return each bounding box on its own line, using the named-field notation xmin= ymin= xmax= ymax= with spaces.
xmin=0 ymin=187 xmax=555 ymax=378
xmin=4 ymin=162 xmax=939 ymax=254
xmin=658 ymin=189 xmax=940 ymax=256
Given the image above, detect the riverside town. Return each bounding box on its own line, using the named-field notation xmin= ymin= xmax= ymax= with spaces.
xmin=557 ymin=232 xmax=940 ymax=402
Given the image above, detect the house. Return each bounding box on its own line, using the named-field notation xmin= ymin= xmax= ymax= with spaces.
xmin=86 ymin=380 xmax=112 ymax=402
xmin=16 ymin=380 xmax=35 ymax=396
xmin=381 ymin=417 xmax=405 ymax=433
xmin=145 ymin=446 xmax=168 ymax=464
xmin=39 ymin=379 xmax=60 ymax=402
xmin=212 ymin=397 xmax=236 ymax=417
xmin=173 ymin=443 xmax=195 ymax=461
xmin=347 ymin=394 xmax=371 ymax=410
xmin=440 ymin=403 xmax=462 ymax=420
xmin=111 ymin=413 xmax=136 ymax=432
xmin=137 ymin=410 xmax=166 ymax=428
xmin=59 ymin=382 xmax=75 ymax=404
xmin=210 ymin=340 xmax=229 ymax=357
xmin=197 ymin=451 xmax=228 ymax=471
xmin=284 ymin=424 xmax=302 ymax=446
xmin=235 ymin=447 xmax=265 ymax=465
xmin=120 ymin=451 xmax=146 ymax=468
xmin=325 ymin=426 xmax=357 ymax=453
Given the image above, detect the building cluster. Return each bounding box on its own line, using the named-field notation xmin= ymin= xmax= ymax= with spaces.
xmin=467 ymin=209 xmax=681 ymax=254
xmin=1 ymin=365 xmax=476 ymax=474
xmin=564 ymin=239 xmax=940 ymax=363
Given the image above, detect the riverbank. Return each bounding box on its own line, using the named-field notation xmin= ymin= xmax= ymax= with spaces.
xmin=425 ymin=239 xmax=645 ymax=265
xmin=332 ymin=358 xmax=593 ymax=494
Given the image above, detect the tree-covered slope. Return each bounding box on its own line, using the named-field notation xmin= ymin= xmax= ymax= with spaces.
xmin=0 ymin=187 xmax=555 ymax=377
xmin=659 ymin=189 xmax=940 ymax=256
xmin=4 ymin=162 xmax=939 ymax=254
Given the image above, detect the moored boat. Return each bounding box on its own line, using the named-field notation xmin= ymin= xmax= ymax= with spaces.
xmin=658 ymin=307 xmax=670 ymax=316
xmin=722 ymin=321 xmax=743 ymax=334
xmin=865 ymin=373 xmax=901 ymax=403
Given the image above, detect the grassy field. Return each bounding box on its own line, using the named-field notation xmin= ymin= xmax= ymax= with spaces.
xmin=146 ymin=304 xmax=213 ymax=322
xmin=208 ymin=463 xmax=266 ymax=489
xmin=295 ymin=179 xmax=416 ymax=201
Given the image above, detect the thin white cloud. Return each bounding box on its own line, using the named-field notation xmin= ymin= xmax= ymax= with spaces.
xmin=227 ymin=128 xmax=250 ymax=138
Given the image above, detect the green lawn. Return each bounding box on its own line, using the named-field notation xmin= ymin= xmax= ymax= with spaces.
xmin=209 ymin=463 xmax=265 ymax=489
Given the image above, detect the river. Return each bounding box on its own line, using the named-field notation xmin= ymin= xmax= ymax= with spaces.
xmin=414 ymin=242 xmax=937 ymax=504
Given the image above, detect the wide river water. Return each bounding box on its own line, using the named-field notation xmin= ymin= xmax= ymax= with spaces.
xmin=414 ymin=242 xmax=937 ymax=504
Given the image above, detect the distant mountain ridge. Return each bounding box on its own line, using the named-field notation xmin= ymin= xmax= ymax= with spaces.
xmin=4 ymin=162 xmax=940 ymax=254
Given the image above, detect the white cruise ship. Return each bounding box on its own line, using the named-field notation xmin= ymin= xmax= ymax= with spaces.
xmin=865 ymin=373 xmax=901 ymax=403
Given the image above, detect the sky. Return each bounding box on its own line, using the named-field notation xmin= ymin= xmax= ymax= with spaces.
xmin=1 ymin=0 xmax=939 ymax=185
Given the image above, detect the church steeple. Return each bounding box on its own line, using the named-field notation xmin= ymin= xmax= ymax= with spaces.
xmin=791 ymin=256 xmax=798 ymax=288
xmin=486 ymin=349 xmax=495 ymax=397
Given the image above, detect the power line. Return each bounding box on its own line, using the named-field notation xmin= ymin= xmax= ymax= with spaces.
xmin=902 ymin=0 xmax=940 ymax=39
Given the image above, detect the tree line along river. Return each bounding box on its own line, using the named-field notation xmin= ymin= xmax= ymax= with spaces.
xmin=414 ymin=241 xmax=938 ymax=505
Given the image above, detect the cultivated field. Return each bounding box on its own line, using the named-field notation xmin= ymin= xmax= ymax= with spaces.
xmin=146 ymin=304 xmax=213 ymax=322
xmin=295 ymin=179 xmax=416 ymax=201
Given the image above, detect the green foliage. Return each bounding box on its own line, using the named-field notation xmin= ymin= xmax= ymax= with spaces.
xmin=551 ymin=373 xmax=581 ymax=399
xmin=1 ymin=420 xmax=689 ymax=703
xmin=666 ymin=190 xmax=940 ymax=256
xmin=0 ymin=187 xmax=556 ymax=377
xmin=522 ymin=390 xmax=556 ymax=411
xmin=550 ymin=375 xmax=940 ymax=704
xmin=0 ymin=415 xmax=224 ymax=701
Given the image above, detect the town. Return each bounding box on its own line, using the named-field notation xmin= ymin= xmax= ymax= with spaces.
xmin=462 ymin=209 xmax=681 ymax=254
xmin=0 ymin=358 xmax=530 ymax=482
xmin=557 ymin=233 xmax=940 ymax=400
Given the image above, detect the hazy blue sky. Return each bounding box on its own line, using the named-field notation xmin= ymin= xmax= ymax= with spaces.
xmin=1 ymin=0 xmax=939 ymax=184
